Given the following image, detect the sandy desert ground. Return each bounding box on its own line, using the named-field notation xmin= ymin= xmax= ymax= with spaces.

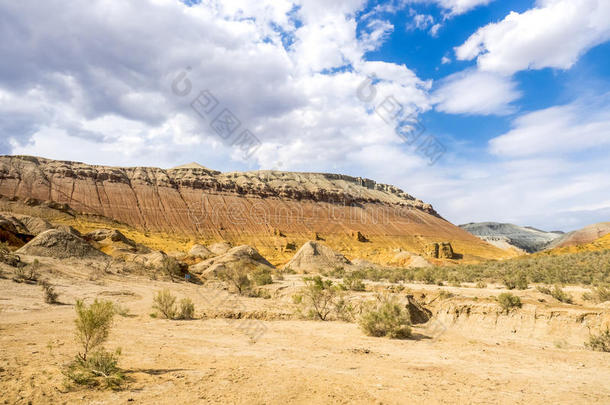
xmin=1 ymin=257 xmax=609 ymax=405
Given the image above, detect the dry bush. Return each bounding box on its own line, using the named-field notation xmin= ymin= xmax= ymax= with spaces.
xmin=585 ymin=328 xmax=610 ymax=352
xmin=178 ymin=298 xmax=195 ymax=320
xmin=497 ymin=293 xmax=522 ymax=314
xmin=550 ymin=285 xmax=573 ymax=304
xmin=152 ymin=289 xmax=177 ymax=319
xmin=161 ymin=256 xmax=183 ymax=282
xmin=475 ymin=281 xmax=487 ymax=288
xmin=358 ymin=295 xmax=411 ymax=339
xmin=39 ymin=279 xmax=59 ymax=304
xmin=342 ymin=272 xmax=366 ymax=291
xmin=0 ymin=242 xmax=21 ymax=267
xmin=583 ymin=285 xmax=610 ymax=303
xmin=251 ymin=266 xmax=273 ymax=286
xmin=64 ymin=348 xmax=124 ymax=389
xmin=538 ymin=285 xmax=573 ymax=304
xmin=13 ymin=259 xmax=40 ymax=283
xmin=503 ymin=272 xmax=528 ymax=290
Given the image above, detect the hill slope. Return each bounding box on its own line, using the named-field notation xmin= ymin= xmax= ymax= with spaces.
xmin=459 ymin=222 xmax=562 ymax=253
xmin=0 ymin=155 xmax=511 ymax=264
xmin=546 ymin=222 xmax=610 ymax=250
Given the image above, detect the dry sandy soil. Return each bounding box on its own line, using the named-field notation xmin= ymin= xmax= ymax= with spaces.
xmin=1 ymin=257 xmax=609 ymax=405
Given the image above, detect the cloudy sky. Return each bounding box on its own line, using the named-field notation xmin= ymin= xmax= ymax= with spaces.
xmin=1 ymin=0 xmax=609 ymax=231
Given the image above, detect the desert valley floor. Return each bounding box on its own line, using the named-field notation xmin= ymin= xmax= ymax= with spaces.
xmin=2 ymin=257 xmax=610 ymax=405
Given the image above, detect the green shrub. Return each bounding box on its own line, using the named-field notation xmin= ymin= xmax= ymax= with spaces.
xmin=595 ymin=285 xmax=610 ymax=302
xmin=343 ymin=272 xmax=366 ymax=291
xmin=585 ymin=328 xmax=610 ymax=352
xmin=550 ymin=285 xmax=573 ymax=304
xmin=497 ymin=293 xmax=522 ymax=314
xmin=74 ymin=299 xmax=115 ymax=361
xmin=218 ymin=259 xmax=252 ymax=295
xmin=294 ymin=276 xmax=339 ymax=321
xmin=251 ymin=267 xmax=273 ymax=286
xmin=178 ymin=298 xmax=195 ymax=320
xmin=64 ymin=348 xmax=124 ymax=389
xmin=504 ymin=273 xmax=528 ymax=290
xmin=152 ymin=289 xmax=177 ymax=319
xmin=358 ymin=295 xmax=411 ymax=339
xmin=334 ymin=297 xmax=355 ymax=322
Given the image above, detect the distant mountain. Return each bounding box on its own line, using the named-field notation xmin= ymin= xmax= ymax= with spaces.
xmin=546 ymin=222 xmax=610 ymax=250
xmin=459 ymin=222 xmax=563 ymax=253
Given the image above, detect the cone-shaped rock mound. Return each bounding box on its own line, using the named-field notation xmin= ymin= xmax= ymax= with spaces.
xmin=17 ymin=229 xmax=107 ymax=259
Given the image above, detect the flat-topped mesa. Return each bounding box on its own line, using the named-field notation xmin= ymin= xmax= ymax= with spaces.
xmin=0 ymin=155 xmax=510 ymax=262
xmin=0 ymin=155 xmax=439 ymax=217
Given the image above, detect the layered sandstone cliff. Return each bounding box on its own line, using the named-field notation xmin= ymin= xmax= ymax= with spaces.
xmin=0 ymin=155 xmax=509 ymax=262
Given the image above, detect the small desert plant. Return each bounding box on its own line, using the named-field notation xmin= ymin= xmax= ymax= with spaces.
xmin=178 ymin=298 xmax=195 ymax=320
xmin=0 ymin=242 xmax=21 ymax=267
xmin=152 ymin=289 xmax=177 ymax=319
xmin=251 ymin=267 xmax=273 ymax=286
xmin=497 ymin=293 xmax=522 ymax=314
xmin=358 ymin=295 xmax=411 ymax=339
xmin=74 ymin=299 xmax=115 ymax=361
xmin=583 ymin=285 xmax=610 ymax=303
xmin=585 ymin=328 xmax=610 ymax=352
xmin=342 ymin=272 xmax=366 ymax=292
xmin=64 ymin=348 xmax=124 ymax=389
xmin=112 ymin=303 xmax=132 ymax=318
xmin=438 ymin=290 xmax=454 ymax=299
xmin=334 ymin=297 xmax=356 ymax=322
xmin=13 ymin=259 xmax=39 ymax=283
xmin=39 ymin=279 xmax=59 ymax=304
xmin=293 ymin=276 xmax=339 ymax=321
xmin=550 ymin=285 xmax=573 ymax=304
xmin=161 ymin=256 xmax=183 ymax=282
xmin=503 ymin=273 xmax=528 ymax=290
xmin=218 ymin=259 xmax=252 ymax=295
xmin=475 ymin=281 xmax=487 ymax=289
xmin=249 ymin=288 xmax=272 ymax=299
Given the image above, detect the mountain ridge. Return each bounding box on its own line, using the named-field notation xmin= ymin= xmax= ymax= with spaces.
xmin=0 ymin=155 xmax=512 ymax=264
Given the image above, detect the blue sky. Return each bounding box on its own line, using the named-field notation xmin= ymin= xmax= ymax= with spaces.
xmin=1 ymin=0 xmax=609 ymax=231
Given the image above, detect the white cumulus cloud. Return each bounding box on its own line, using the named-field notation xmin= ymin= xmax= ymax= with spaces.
xmin=455 ymin=0 xmax=610 ymax=74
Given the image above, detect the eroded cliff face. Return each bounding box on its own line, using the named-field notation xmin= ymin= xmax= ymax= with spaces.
xmin=0 ymin=155 xmax=507 ymax=261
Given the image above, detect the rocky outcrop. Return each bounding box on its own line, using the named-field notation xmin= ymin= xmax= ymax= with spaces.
xmin=208 ymin=242 xmax=232 ymax=256
xmin=188 ymin=244 xmax=214 ymax=259
xmin=17 ymin=229 xmax=107 ymax=259
xmin=190 ymin=245 xmax=274 ymax=276
xmin=284 ymin=241 xmax=351 ymax=273
xmin=0 ymin=156 xmax=508 ymax=261
xmin=424 ymin=242 xmax=455 ymax=259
